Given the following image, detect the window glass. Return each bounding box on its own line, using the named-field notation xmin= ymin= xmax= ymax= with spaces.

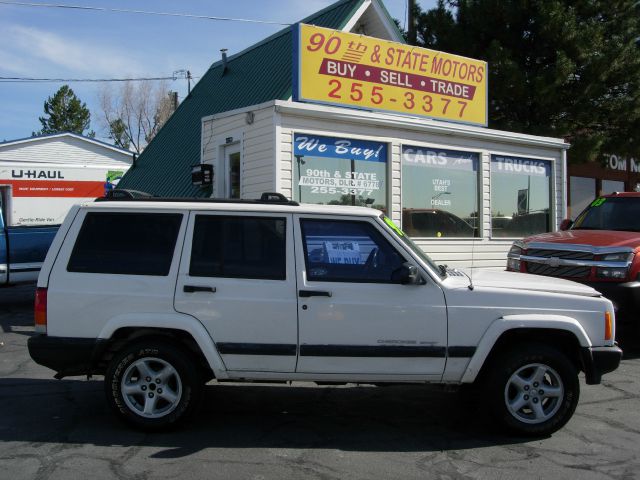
xmin=401 ymin=146 xmax=479 ymax=237
xmin=293 ymin=133 xmax=388 ymax=211
xmin=228 ymin=152 xmax=240 ymax=199
xmin=491 ymin=155 xmax=552 ymax=237
xmin=569 ymin=176 xmax=595 ymax=219
xmin=67 ymin=212 xmax=182 ymax=276
xmin=190 ymin=216 xmax=286 ymax=280
xmin=601 ymin=179 xmax=625 ymax=195
xmin=301 ymin=219 xmax=405 ymax=283
xmin=573 ymin=197 xmax=640 ymax=232
xmin=380 ymin=215 xmax=444 ymax=278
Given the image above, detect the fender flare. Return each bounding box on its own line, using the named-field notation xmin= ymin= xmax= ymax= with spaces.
xmin=97 ymin=312 xmax=229 ymax=379
xmin=460 ymin=314 xmax=591 ymax=383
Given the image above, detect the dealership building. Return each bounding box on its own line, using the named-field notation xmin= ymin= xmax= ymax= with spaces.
xmin=119 ymin=0 xmax=569 ymax=269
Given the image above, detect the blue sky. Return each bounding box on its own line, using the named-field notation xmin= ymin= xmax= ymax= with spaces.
xmin=0 ymin=0 xmax=436 ymax=143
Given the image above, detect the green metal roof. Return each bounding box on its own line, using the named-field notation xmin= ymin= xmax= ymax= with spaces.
xmin=118 ymin=0 xmax=375 ymax=197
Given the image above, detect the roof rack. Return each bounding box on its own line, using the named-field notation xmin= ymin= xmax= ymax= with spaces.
xmin=96 ymin=190 xmax=299 ymax=206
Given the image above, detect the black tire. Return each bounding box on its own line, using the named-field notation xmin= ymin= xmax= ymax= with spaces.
xmin=486 ymin=343 xmax=580 ymax=437
xmin=105 ymin=339 xmax=202 ymax=430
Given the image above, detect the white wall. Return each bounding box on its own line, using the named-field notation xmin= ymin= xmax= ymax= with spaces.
xmin=201 ymin=101 xmax=568 ymax=269
xmin=201 ymin=104 xmax=277 ymax=199
xmin=276 ymin=102 xmax=567 ymax=270
xmin=0 ymin=136 xmax=132 ymax=167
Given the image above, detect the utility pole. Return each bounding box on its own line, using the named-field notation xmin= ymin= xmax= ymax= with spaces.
xmin=173 ymin=69 xmax=192 ymax=95
xmin=408 ymin=0 xmax=417 ymax=45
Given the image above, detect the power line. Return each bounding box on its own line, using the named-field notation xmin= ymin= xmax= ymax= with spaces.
xmin=0 ymin=1 xmax=292 ymax=26
xmin=0 ymin=75 xmax=199 ymax=83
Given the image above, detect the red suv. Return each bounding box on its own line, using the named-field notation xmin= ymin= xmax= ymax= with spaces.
xmin=507 ymin=192 xmax=640 ymax=323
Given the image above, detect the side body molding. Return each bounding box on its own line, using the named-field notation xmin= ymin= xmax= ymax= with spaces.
xmin=97 ymin=312 xmax=229 ymax=379
xmin=460 ymin=314 xmax=591 ymax=383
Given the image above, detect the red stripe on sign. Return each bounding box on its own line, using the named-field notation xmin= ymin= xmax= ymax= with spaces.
xmin=318 ymin=58 xmax=476 ymax=100
xmin=1 ymin=179 xmax=105 ymax=198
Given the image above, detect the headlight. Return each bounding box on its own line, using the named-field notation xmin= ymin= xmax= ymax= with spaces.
xmin=596 ymin=267 xmax=628 ymax=279
xmin=507 ymin=242 xmax=523 ymax=271
xmin=508 ymin=244 xmax=523 ymax=256
xmin=600 ymin=252 xmax=634 ymax=262
xmin=507 ymin=257 xmax=521 ymax=271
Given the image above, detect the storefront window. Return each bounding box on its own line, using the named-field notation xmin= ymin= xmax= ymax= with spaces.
xmin=293 ymin=133 xmax=388 ymax=210
xmin=601 ymin=179 xmax=625 ymax=195
xmin=491 ymin=155 xmax=552 ymax=237
xmin=569 ymin=176 xmax=595 ymax=219
xmin=401 ymin=146 xmax=479 ymax=237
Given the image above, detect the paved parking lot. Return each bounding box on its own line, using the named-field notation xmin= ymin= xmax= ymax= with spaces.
xmin=1 ymin=284 xmax=639 ymax=480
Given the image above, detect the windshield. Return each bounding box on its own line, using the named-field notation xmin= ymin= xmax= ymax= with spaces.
xmin=380 ymin=215 xmax=445 ymax=279
xmin=573 ymin=197 xmax=640 ymax=232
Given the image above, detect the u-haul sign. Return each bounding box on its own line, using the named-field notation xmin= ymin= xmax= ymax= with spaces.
xmin=0 ymin=164 xmax=127 ymax=225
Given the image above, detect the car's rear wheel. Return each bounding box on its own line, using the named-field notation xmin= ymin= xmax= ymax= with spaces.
xmin=487 ymin=343 xmax=580 ymax=436
xmin=105 ymin=339 xmax=202 ymax=430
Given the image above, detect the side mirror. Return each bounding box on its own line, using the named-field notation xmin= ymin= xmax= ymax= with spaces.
xmin=392 ymin=262 xmax=424 ymax=285
xmin=559 ymin=218 xmax=573 ymax=231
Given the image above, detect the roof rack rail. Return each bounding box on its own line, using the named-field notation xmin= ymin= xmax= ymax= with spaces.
xmin=97 ymin=189 xmax=154 ymax=201
xmin=97 ymin=190 xmax=299 ymax=206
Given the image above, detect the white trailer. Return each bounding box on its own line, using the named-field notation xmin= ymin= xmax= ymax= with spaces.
xmin=0 ymin=133 xmax=133 ymax=226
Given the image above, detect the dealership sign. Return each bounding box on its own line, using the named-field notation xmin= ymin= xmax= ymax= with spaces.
xmin=402 ymin=146 xmax=478 ymax=172
xmin=293 ymin=24 xmax=488 ymax=126
xmin=491 ymin=155 xmax=551 ymax=177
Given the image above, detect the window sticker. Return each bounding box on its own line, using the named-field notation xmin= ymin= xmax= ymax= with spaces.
xmin=590 ymin=198 xmax=607 ymax=207
xmin=383 ymin=216 xmax=405 ymax=237
xmin=293 ymin=133 xmax=388 ymax=209
xmin=323 ymin=241 xmax=361 ymax=264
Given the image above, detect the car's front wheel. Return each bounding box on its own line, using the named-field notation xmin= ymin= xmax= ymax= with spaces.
xmin=487 ymin=343 xmax=580 ymax=436
xmin=105 ymin=339 xmax=202 ymax=430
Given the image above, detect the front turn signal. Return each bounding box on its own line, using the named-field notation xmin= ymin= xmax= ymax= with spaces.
xmin=604 ymin=311 xmax=613 ymax=341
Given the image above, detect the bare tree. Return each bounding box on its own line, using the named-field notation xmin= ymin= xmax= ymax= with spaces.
xmin=98 ymin=80 xmax=177 ymax=153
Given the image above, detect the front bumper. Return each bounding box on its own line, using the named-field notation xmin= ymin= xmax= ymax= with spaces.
xmin=28 ymin=335 xmax=107 ymax=378
xmin=580 ymin=345 xmax=623 ymax=384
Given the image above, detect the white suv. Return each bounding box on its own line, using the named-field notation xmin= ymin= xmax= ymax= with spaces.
xmin=28 ymin=192 xmax=622 ymax=435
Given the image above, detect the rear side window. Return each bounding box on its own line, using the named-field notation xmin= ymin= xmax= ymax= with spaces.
xmin=67 ymin=212 xmax=183 ymax=276
xmin=189 ymin=215 xmax=286 ymax=280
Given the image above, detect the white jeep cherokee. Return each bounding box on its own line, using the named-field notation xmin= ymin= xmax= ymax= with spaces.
xmin=28 ymin=192 xmax=622 ymax=435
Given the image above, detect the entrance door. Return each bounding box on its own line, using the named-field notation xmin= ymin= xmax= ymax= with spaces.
xmin=224 ymin=143 xmax=241 ymax=199
xmin=174 ymin=211 xmax=298 ymax=372
xmin=293 ymin=215 xmax=448 ymax=377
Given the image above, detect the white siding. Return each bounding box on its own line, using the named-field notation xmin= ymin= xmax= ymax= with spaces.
xmin=276 ymin=103 xmax=567 ymax=270
xmin=0 ymin=136 xmax=132 ymax=167
xmin=201 ymin=104 xmax=277 ymax=199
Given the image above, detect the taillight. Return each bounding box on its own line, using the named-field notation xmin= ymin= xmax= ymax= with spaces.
xmin=34 ymin=287 xmax=47 ymax=333
xmin=604 ymin=311 xmax=613 ymax=341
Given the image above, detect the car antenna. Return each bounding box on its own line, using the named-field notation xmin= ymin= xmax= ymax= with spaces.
xmin=456 ymin=191 xmax=480 ymax=290
xmin=465 ymin=193 xmax=480 ymax=290
xmin=455 ymin=217 xmax=476 ymax=290
xmin=468 ymin=227 xmax=476 ymax=290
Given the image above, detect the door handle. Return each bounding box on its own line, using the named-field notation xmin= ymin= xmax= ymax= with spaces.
xmin=183 ymin=285 xmax=216 ymax=293
xmin=299 ymin=290 xmax=332 ymax=298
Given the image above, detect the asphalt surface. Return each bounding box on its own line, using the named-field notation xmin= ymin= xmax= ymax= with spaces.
xmin=1 ymin=284 xmax=639 ymax=480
